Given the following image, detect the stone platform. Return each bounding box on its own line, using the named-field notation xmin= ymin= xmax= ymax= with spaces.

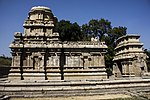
xmin=1 ymin=78 xmax=150 ymax=98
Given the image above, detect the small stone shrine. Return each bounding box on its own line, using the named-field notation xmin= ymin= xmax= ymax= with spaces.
xmin=9 ymin=6 xmax=108 ymax=80
xmin=113 ymin=34 xmax=148 ymax=78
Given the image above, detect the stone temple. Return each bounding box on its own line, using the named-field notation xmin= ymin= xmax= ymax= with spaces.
xmin=2 ymin=6 xmax=150 ymax=99
xmin=9 ymin=6 xmax=108 ymax=80
xmin=9 ymin=6 xmax=148 ymax=81
xmin=113 ymin=34 xmax=148 ymax=78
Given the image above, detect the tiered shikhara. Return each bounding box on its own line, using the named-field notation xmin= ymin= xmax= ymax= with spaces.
xmin=113 ymin=34 xmax=148 ymax=78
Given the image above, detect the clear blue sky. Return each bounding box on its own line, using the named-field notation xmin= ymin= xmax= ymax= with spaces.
xmin=0 ymin=0 xmax=150 ymax=57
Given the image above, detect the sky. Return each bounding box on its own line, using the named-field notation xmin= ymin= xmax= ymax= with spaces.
xmin=0 ymin=0 xmax=150 ymax=57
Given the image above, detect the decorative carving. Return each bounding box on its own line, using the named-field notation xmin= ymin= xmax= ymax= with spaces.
xmin=9 ymin=6 xmax=108 ymax=80
xmin=113 ymin=34 xmax=148 ymax=77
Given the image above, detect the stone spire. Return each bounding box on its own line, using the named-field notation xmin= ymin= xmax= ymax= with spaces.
xmin=23 ymin=6 xmax=58 ymax=38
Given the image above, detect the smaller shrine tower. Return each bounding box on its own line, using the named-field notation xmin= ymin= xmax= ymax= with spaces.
xmin=113 ymin=34 xmax=148 ymax=78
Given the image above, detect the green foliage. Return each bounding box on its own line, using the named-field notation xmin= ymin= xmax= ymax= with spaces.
xmin=55 ymin=20 xmax=83 ymax=41
xmin=0 ymin=55 xmax=12 ymax=66
xmin=81 ymin=18 xmax=112 ymax=41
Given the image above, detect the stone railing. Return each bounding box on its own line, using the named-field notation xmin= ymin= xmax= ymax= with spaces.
xmin=10 ymin=40 xmax=108 ymax=49
xmin=62 ymin=41 xmax=107 ymax=48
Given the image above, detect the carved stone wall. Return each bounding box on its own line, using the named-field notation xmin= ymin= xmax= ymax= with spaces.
xmin=9 ymin=6 xmax=108 ymax=80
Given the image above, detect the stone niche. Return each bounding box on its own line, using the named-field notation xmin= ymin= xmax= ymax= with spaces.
xmin=9 ymin=6 xmax=108 ymax=81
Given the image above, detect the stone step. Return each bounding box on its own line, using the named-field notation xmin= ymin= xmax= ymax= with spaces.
xmin=1 ymin=85 xmax=150 ymax=98
xmin=1 ymin=79 xmax=150 ymax=97
xmin=1 ymin=79 xmax=150 ymax=87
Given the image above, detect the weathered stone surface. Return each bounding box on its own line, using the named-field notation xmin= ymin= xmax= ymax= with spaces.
xmin=1 ymin=79 xmax=150 ymax=97
xmin=9 ymin=6 xmax=107 ymax=81
xmin=113 ymin=34 xmax=148 ymax=78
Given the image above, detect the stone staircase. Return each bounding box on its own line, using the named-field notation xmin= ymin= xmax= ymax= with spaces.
xmin=1 ymin=78 xmax=150 ymax=98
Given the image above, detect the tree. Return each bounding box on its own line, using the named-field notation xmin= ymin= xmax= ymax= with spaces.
xmin=81 ymin=18 xmax=112 ymax=41
xmin=110 ymin=26 xmax=127 ymax=42
xmin=81 ymin=24 xmax=91 ymax=41
xmin=55 ymin=20 xmax=82 ymax=41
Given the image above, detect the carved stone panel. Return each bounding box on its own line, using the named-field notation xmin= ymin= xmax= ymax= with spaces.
xmin=14 ymin=56 xmax=21 ymax=67
xmin=47 ymin=56 xmax=60 ymax=67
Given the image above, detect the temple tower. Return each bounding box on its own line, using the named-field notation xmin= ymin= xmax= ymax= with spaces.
xmin=113 ymin=34 xmax=148 ymax=78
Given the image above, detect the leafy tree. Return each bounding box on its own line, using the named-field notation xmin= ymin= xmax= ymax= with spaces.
xmin=55 ymin=20 xmax=82 ymax=41
xmin=81 ymin=24 xmax=91 ymax=41
xmin=110 ymin=26 xmax=127 ymax=42
xmin=81 ymin=18 xmax=112 ymax=41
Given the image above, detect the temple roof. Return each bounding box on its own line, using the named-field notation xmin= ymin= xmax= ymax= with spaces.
xmin=30 ymin=6 xmax=51 ymax=12
xmin=116 ymin=34 xmax=140 ymax=43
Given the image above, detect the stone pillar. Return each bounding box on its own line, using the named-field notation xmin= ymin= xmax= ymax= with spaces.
xmin=11 ymin=56 xmax=14 ymax=67
xmin=98 ymin=56 xmax=101 ymax=66
xmin=65 ymin=55 xmax=68 ymax=67
xmin=40 ymin=56 xmax=44 ymax=69
xmin=93 ymin=56 xmax=99 ymax=67
xmin=14 ymin=54 xmax=21 ymax=67
xmin=66 ymin=56 xmax=70 ymax=67
xmin=79 ymin=56 xmax=83 ymax=67
xmin=101 ymin=55 xmax=105 ymax=66
xmin=90 ymin=56 xmax=94 ymax=67
xmin=121 ymin=62 xmax=126 ymax=75
xmin=27 ymin=54 xmax=30 ymax=66
xmin=8 ymin=53 xmax=22 ymax=80
xmin=128 ymin=61 xmax=134 ymax=75
xmin=70 ymin=56 xmax=74 ymax=67
xmin=126 ymin=63 xmax=129 ymax=75
xmin=84 ymin=58 xmax=88 ymax=69
xmin=112 ymin=63 xmax=118 ymax=78
xmin=88 ymin=56 xmax=92 ymax=67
